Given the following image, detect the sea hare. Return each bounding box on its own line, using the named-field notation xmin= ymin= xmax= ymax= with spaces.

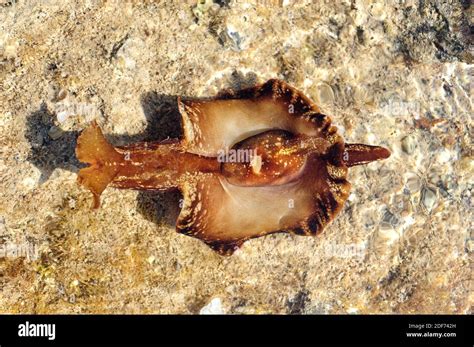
xmin=76 ymin=79 xmax=390 ymax=255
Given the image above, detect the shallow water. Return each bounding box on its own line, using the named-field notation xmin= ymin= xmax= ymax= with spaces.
xmin=0 ymin=1 xmax=471 ymax=313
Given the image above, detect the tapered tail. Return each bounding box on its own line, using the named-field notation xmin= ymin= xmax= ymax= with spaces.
xmin=76 ymin=121 xmax=123 ymax=208
xmin=344 ymin=143 xmax=391 ymax=167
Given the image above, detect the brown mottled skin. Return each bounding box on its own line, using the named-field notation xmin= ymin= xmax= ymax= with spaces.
xmin=76 ymin=79 xmax=390 ymax=255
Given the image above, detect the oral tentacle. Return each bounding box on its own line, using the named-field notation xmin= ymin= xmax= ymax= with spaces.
xmin=344 ymin=143 xmax=391 ymax=167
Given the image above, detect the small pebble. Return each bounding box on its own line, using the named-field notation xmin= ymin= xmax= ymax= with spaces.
xmin=200 ymin=298 xmax=224 ymax=314
xmin=317 ymin=83 xmax=335 ymax=105
xmin=226 ymin=26 xmax=242 ymax=51
xmin=56 ymin=110 xmax=70 ymax=123
xmin=147 ymin=255 xmax=155 ymax=264
xmin=31 ymin=132 xmax=44 ymax=148
xmin=421 ymin=187 xmax=437 ymax=212
xmin=405 ymin=174 xmax=421 ymax=192
xmin=436 ymin=148 xmax=451 ymax=164
xmin=56 ymin=89 xmax=67 ymax=102
xmin=68 ymin=198 xmax=76 ymax=209
xmin=192 ymin=0 xmax=215 ymax=19
xmin=48 ymin=125 xmax=64 ymax=140
xmin=401 ymin=135 xmax=416 ymax=154
xmin=22 ymin=177 xmax=37 ymax=190
xmin=378 ymin=225 xmax=400 ymax=244
xmin=466 ymin=239 xmax=474 ymax=253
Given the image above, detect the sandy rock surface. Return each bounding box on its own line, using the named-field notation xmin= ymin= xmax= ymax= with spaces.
xmin=0 ymin=0 xmax=472 ymax=313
